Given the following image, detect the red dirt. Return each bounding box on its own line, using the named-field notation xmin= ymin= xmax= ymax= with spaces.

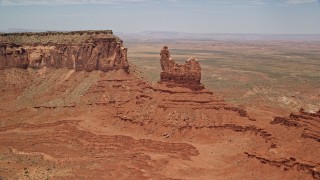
xmin=0 ymin=67 xmax=319 ymax=179
xmin=0 ymin=32 xmax=319 ymax=179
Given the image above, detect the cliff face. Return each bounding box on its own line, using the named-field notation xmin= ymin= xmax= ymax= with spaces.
xmin=0 ymin=36 xmax=320 ymax=179
xmin=159 ymin=46 xmax=203 ymax=90
xmin=0 ymin=31 xmax=128 ymax=72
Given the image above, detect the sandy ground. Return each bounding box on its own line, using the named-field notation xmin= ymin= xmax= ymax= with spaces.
xmin=126 ymin=40 xmax=320 ymax=114
xmin=0 ymin=68 xmax=319 ymax=179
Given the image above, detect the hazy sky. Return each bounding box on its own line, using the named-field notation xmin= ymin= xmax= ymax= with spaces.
xmin=0 ymin=0 xmax=319 ymax=34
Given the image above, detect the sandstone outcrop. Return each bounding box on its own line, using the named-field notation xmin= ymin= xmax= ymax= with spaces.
xmin=0 ymin=30 xmax=128 ymax=72
xmin=159 ymin=46 xmax=203 ymax=90
xmin=1 ymin=32 xmax=319 ymax=179
xmin=271 ymin=108 xmax=320 ymax=142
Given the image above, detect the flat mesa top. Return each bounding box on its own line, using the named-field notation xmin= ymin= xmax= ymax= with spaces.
xmin=0 ymin=30 xmax=122 ymax=45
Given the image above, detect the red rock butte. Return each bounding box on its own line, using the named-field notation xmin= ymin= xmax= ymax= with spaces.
xmin=160 ymin=46 xmax=204 ymax=90
xmin=0 ymin=31 xmax=319 ymax=179
xmin=0 ymin=30 xmax=128 ymax=72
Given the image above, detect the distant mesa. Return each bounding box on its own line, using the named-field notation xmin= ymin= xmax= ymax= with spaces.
xmin=159 ymin=46 xmax=204 ymax=90
xmin=0 ymin=30 xmax=129 ymax=72
xmin=1 ymin=31 xmax=205 ymax=91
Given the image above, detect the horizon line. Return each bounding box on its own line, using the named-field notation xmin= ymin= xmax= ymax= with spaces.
xmin=1 ymin=29 xmax=320 ymax=35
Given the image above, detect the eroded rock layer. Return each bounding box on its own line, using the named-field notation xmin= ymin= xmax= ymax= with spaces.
xmin=0 ymin=66 xmax=320 ymax=179
xmin=0 ymin=37 xmax=319 ymax=179
xmin=271 ymin=108 xmax=320 ymax=142
xmin=0 ymin=31 xmax=128 ymax=72
xmin=160 ymin=46 xmax=203 ymax=90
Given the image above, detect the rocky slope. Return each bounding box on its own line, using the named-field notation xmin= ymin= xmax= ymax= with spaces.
xmin=0 ymin=32 xmax=319 ymax=179
xmin=0 ymin=31 xmax=128 ymax=71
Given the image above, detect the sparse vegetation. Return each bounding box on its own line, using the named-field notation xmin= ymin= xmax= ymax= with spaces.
xmin=0 ymin=30 xmax=120 ymax=44
xmin=126 ymin=39 xmax=320 ymax=112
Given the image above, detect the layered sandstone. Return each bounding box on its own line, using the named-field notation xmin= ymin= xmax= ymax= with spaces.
xmin=1 ymin=33 xmax=319 ymax=179
xmin=159 ymin=46 xmax=203 ymax=90
xmin=0 ymin=30 xmax=128 ymax=72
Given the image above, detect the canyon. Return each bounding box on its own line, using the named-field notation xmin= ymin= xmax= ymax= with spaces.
xmin=0 ymin=31 xmax=319 ymax=179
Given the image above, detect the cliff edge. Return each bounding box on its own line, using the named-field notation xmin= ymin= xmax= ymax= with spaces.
xmin=0 ymin=30 xmax=128 ymax=72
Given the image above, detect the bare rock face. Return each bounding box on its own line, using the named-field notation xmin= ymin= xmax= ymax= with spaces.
xmin=0 ymin=31 xmax=129 ymax=72
xmin=160 ymin=46 xmax=203 ymax=90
